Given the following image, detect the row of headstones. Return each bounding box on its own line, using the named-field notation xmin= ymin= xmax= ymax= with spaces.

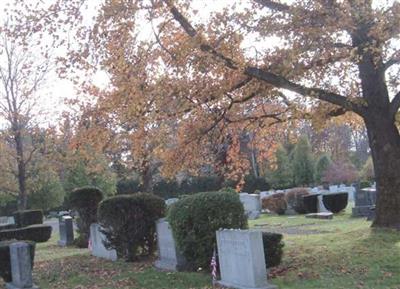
xmin=86 ymin=218 xmax=277 ymax=289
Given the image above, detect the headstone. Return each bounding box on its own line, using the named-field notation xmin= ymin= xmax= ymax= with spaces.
xmin=329 ymin=185 xmax=339 ymax=193
xmin=239 ymin=194 xmax=261 ymax=220
xmin=90 ymin=223 xmax=117 ymax=261
xmin=311 ymin=187 xmax=320 ymax=194
xmin=216 ymin=229 xmax=277 ymax=289
xmin=154 ymin=218 xmax=186 ymax=271
xmin=352 ymin=187 xmax=377 ymax=217
xmin=305 ymin=212 xmax=333 ymax=220
xmin=58 ymin=216 xmax=74 ymax=247
xmin=6 ymin=242 xmax=39 ymax=289
xmin=165 ymin=198 xmax=179 ymax=206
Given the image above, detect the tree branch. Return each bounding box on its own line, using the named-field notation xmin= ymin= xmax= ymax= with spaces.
xmin=252 ymin=0 xmax=290 ymax=12
xmin=164 ymin=1 xmax=366 ymax=116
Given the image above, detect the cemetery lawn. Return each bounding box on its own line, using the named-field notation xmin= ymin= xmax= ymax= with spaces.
xmin=251 ymin=204 xmax=400 ymax=289
xmin=2 ymin=205 xmax=399 ymax=289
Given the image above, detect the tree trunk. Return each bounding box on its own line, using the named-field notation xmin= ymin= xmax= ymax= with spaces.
xmin=364 ymin=114 xmax=400 ymax=229
xmin=15 ymin=130 xmax=27 ymax=210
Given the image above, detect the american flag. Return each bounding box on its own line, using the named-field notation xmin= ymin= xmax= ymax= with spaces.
xmin=210 ymin=247 xmax=218 ymax=285
xmin=88 ymin=238 xmax=92 ymax=252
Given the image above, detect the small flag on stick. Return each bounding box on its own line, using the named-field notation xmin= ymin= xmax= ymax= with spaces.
xmin=210 ymin=247 xmax=218 ymax=285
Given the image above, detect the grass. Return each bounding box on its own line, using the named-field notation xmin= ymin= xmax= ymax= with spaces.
xmin=2 ymin=204 xmax=400 ymax=289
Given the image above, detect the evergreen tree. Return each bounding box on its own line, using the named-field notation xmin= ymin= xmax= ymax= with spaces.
xmin=292 ymin=136 xmax=315 ymax=186
xmin=271 ymin=145 xmax=293 ymax=189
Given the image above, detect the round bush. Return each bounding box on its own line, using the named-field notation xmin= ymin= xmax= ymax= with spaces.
xmin=303 ymin=194 xmax=320 ymax=213
xmin=262 ymin=193 xmax=287 ymax=215
xmin=98 ymin=193 xmax=165 ymax=261
xmin=322 ymin=192 xmax=348 ymax=213
xmin=167 ymin=191 xmax=247 ymax=271
xmin=285 ymin=188 xmax=310 ymax=214
xmin=68 ymin=187 xmax=103 ymax=247
xmin=262 ymin=232 xmax=284 ymax=269
xmin=0 ymin=240 xmax=35 ymax=282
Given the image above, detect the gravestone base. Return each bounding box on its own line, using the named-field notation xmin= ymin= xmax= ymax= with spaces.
xmin=6 ymin=283 xmax=39 ymax=289
xmin=352 ymin=206 xmax=372 ymax=217
xmin=217 ymin=280 xmax=277 ymax=289
xmin=247 ymin=211 xmax=261 ymax=220
xmin=155 ymin=259 xmax=183 ymax=272
xmin=57 ymin=240 xmax=70 ymax=247
xmin=305 ymin=212 xmax=333 ymax=220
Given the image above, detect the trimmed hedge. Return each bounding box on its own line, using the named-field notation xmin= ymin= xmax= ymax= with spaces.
xmin=262 ymin=232 xmax=284 ymax=269
xmin=323 ymin=192 xmax=348 ymax=213
xmin=13 ymin=210 xmax=43 ymax=228
xmin=0 ymin=224 xmax=52 ymax=243
xmin=98 ymin=193 xmax=165 ymax=261
xmin=0 ymin=240 xmax=35 ymax=282
xmin=262 ymin=193 xmax=287 ymax=215
xmin=285 ymin=188 xmax=310 ymax=214
xmin=303 ymin=194 xmax=320 ymax=213
xmin=167 ymin=191 xmax=248 ymax=271
xmin=68 ymin=187 xmax=103 ymax=247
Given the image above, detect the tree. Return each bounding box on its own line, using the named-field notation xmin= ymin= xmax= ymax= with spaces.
xmin=0 ymin=31 xmax=49 ymax=209
xmin=270 ymin=144 xmax=293 ymax=189
xmin=315 ymin=154 xmax=332 ymax=184
xmin=23 ymin=0 xmax=400 ymax=228
xmin=292 ymin=136 xmax=315 ymax=186
xmin=323 ymin=161 xmax=359 ymax=185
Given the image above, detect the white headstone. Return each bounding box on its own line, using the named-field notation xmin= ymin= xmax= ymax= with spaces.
xmin=216 ymin=229 xmax=277 ymax=289
xmin=154 ymin=218 xmax=186 ymax=271
xmin=90 ymin=223 xmax=117 ymax=261
xmin=329 ymin=185 xmax=339 ymax=193
xmin=58 ymin=216 xmax=74 ymax=247
xmin=165 ymin=198 xmax=179 ymax=206
xmin=239 ymin=194 xmax=261 ymax=220
xmin=317 ymin=195 xmax=329 ymax=213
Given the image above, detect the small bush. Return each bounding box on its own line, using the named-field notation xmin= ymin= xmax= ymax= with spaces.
xmin=359 ymin=180 xmax=371 ymax=189
xmin=0 ymin=240 xmax=35 ymax=282
xmin=153 ymin=179 xmax=180 ymax=199
xmin=68 ymin=187 xmax=103 ymax=247
xmin=116 ymin=178 xmax=143 ymax=195
xmin=0 ymin=225 xmax=52 ymax=243
xmin=242 ymin=175 xmax=270 ymax=193
xmin=285 ymin=188 xmax=310 ymax=214
xmin=98 ymin=193 xmax=165 ymax=261
xmin=262 ymin=193 xmax=287 ymax=215
xmin=167 ymin=191 xmax=247 ymax=270
xmin=303 ymin=194 xmax=319 ymax=213
xmin=13 ymin=210 xmax=43 ymax=228
xmin=323 ymin=192 xmax=348 ymax=213
xmin=262 ymin=232 xmax=284 ymax=269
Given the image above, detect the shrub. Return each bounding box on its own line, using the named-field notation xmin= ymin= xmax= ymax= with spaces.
xmin=98 ymin=193 xmax=165 ymax=261
xmin=13 ymin=210 xmax=43 ymax=228
xmin=262 ymin=232 xmax=284 ymax=269
xmin=303 ymin=194 xmax=320 ymax=213
xmin=0 ymin=240 xmax=35 ymax=282
xmin=242 ymin=175 xmax=270 ymax=193
xmin=323 ymin=192 xmax=348 ymax=213
xmin=167 ymin=191 xmax=247 ymax=270
xmin=285 ymin=188 xmax=310 ymax=214
xmin=180 ymin=176 xmax=222 ymax=194
xmin=359 ymin=180 xmax=371 ymax=189
xmin=153 ymin=179 xmax=180 ymax=199
xmin=68 ymin=187 xmax=103 ymax=247
xmin=0 ymin=225 xmax=52 ymax=243
xmin=116 ymin=178 xmax=142 ymax=195
xmin=262 ymin=193 xmax=287 ymax=215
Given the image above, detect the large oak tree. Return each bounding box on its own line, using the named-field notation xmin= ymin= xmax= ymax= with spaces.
xmin=17 ymin=0 xmax=400 ymax=228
